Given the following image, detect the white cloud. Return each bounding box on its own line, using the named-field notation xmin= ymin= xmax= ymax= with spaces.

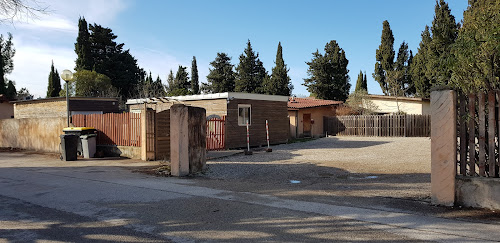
xmin=7 ymin=41 xmax=76 ymax=98
xmin=3 ymin=0 xmax=129 ymax=98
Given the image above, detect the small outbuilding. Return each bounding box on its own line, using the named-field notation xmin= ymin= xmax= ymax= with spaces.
xmin=288 ymin=97 xmax=342 ymax=138
xmin=12 ymin=97 xmax=120 ymax=119
xmin=363 ymin=95 xmax=430 ymax=115
xmin=127 ymin=92 xmax=289 ymax=149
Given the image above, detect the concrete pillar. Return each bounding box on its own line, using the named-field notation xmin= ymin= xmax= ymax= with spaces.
xmin=141 ymin=109 xmax=155 ymax=161
xmin=170 ymin=104 xmax=206 ymax=176
xmin=431 ymin=90 xmax=457 ymax=206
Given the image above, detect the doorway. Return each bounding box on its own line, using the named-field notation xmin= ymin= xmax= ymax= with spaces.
xmin=303 ymin=113 xmax=311 ymax=137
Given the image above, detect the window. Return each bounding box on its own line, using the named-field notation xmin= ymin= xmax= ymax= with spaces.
xmin=238 ymin=104 xmax=251 ymax=126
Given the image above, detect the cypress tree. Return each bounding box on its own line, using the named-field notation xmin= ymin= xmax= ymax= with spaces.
xmin=75 ymin=17 xmax=92 ymax=71
xmin=265 ymin=42 xmax=292 ymax=96
xmin=46 ymin=61 xmax=62 ymax=97
xmin=363 ymin=72 xmax=368 ymax=92
xmin=355 ymin=70 xmax=366 ymax=93
xmin=374 ymin=20 xmax=395 ymax=95
xmin=166 ymin=69 xmax=175 ymax=94
xmin=5 ymin=80 xmax=16 ymax=99
xmin=391 ymin=41 xmax=413 ymax=96
xmin=304 ymin=40 xmax=350 ymax=101
xmin=411 ymin=26 xmax=432 ymax=97
xmin=235 ymin=40 xmax=267 ymax=93
xmin=204 ymin=52 xmax=235 ymax=93
xmin=169 ymin=66 xmax=190 ymax=96
xmin=191 ymin=56 xmax=199 ymax=94
xmin=426 ymin=0 xmax=458 ymax=86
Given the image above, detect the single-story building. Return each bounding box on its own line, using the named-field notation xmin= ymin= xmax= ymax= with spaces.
xmin=363 ymin=95 xmax=430 ymax=115
xmin=127 ymin=92 xmax=290 ymax=149
xmin=12 ymin=97 xmax=120 ymax=119
xmin=0 ymin=94 xmax=14 ymax=119
xmin=288 ymin=97 xmax=343 ymax=138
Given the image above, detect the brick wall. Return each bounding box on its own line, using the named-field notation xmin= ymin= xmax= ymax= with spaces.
xmin=15 ymin=100 xmax=67 ymax=119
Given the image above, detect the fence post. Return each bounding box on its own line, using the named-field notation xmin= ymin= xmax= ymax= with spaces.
xmin=430 ymin=90 xmax=457 ymax=206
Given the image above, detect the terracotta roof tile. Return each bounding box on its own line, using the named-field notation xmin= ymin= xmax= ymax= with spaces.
xmin=288 ymin=97 xmax=342 ymax=109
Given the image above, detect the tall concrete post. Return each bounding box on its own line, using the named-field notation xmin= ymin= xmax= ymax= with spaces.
xmin=170 ymin=104 xmax=206 ymax=176
xmin=430 ymin=90 xmax=457 ymax=206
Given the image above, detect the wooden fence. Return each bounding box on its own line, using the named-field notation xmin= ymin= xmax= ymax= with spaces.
xmin=206 ymin=116 xmax=225 ymax=151
xmin=457 ymin=92 xmax=500 ymax=178
xmin=324 ymin=115 xmax=431 ymax=137
xmin=72 ymin=113 xmax=141 ymax=147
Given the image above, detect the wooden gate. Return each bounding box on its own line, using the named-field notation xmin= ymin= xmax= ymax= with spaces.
xmin=155 ymin=110 xmax=170 ymax=160
xmin=206 ymin=116 xmax=225 ymax=151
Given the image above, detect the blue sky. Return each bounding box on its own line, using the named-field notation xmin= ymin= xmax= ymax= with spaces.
xmin=2 ymin=0 xmax=468 ymax=99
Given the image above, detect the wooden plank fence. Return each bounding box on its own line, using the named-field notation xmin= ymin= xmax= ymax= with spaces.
xmin=72 ymin=113 xmax=141 ymax=147
xmin=324 ymin=115 xmax=431 ymax=137
xmin=457 ymin=91 xmax=500 ymax=178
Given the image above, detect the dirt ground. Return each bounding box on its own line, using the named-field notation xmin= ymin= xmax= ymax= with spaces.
xmin=198 ymin=136 xmax=500 ymax=223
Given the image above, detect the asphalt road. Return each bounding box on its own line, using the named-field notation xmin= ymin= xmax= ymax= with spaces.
xmin=0 ymin=148 xmax=499 ymax=242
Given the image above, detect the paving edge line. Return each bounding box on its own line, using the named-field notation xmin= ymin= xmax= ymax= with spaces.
xmin=6 ymin=167 xmax=500 ymax=243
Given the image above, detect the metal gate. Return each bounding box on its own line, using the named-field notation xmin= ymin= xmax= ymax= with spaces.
xmin=206 ymin=116 xmax=225 ymax=151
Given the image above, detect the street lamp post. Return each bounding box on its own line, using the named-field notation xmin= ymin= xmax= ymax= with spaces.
xmin=60 ymin=70 xmax=74 ymax=127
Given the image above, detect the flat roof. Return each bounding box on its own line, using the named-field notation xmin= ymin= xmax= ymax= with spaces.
xmin=367 ymin=94 xmax=430 ymax=102
xmin=126 ymin=92 xmax=289 ymax=105
xmin=12 ymin=97 xmax=119 ymax=104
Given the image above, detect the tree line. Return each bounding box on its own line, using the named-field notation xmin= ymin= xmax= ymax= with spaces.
xmin=371 ymin=0 xmax=499 ymax=98
xmin=2 ymin=0 xmax=498 ymax=102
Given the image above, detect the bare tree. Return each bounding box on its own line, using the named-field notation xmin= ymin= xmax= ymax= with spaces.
xmin=0 ymin=0 xmax=49 ymax=24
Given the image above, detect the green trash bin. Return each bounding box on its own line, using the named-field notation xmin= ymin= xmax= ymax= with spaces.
xmin=63 ymin=127 xmax=97 ymax=156
xmin=60 ymin=134 xmax=78 ymax=161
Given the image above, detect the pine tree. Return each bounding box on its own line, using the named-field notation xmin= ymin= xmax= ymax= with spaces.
xmin=75 ymin=17 xmax=92 ymax=71
xmin=0 ymin=33 xmax=15 ymax=96
xmin=355 ymin=70 xmax=366 ymax=93
xmin=191 ymin=56 xmax=199 ymax=94
xmin=374 ymin=20 xmax=395 ymax=95
xmin=265 ymin=42 xmax=292 ymax=96
xmin=426 ymin=0 xmax=459 ymax=86
xmin=46 ymin=61 xmax=62 ymax=97
xmin=304 ymin=40 xmax=350 ymax=101
xmin=411 ymin=26 xmax=432 ymax=97
xmin=203 ymin=52 xmax=235 ymax=93
xmin=74 ymin=21 xmax=144 ymax=99
xmin=235 ymin=40 xmax=267 ymax=93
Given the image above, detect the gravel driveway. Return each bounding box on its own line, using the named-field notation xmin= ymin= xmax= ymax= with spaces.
xmin=200 ymin=136 xmax=433 ymax=213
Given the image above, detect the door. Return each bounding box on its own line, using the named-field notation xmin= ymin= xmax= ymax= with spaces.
xmin=303 ymin=113 xmax=311 ymax=137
